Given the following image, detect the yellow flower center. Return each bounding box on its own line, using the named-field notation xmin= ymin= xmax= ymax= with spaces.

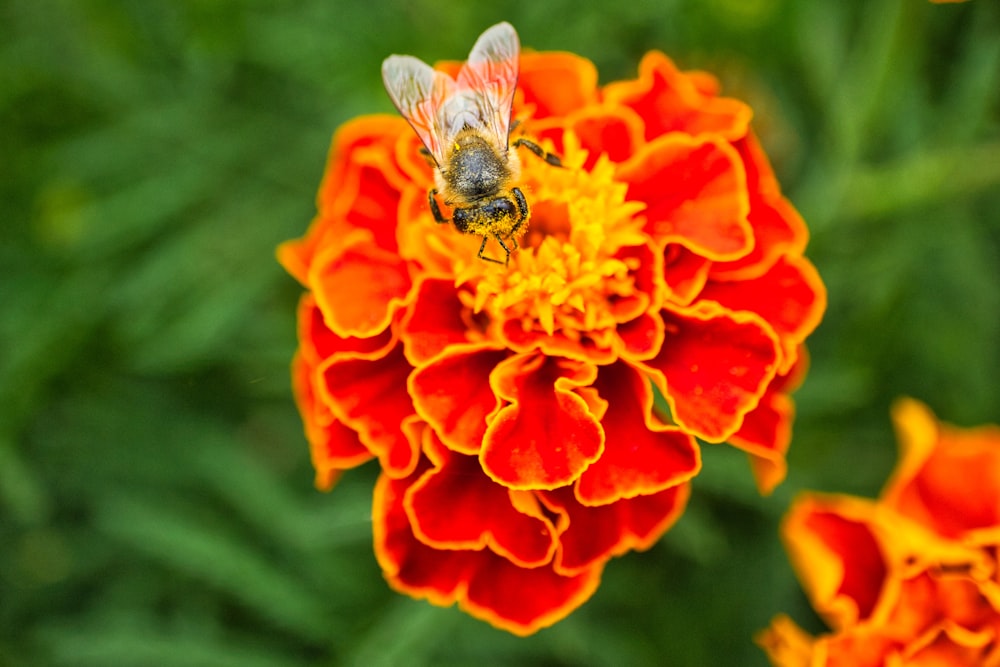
xmin=468 ymin=133 xmax=649 ymax=340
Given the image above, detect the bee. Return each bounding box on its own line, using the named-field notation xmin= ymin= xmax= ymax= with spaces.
xmin=381 ymin=22 xmax=561 ymax=266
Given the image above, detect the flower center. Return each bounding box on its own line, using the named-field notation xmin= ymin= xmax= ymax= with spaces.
xmin=468 ymin=134 xmax=650 ymax=342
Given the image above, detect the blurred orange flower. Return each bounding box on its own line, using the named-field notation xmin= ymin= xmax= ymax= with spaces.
xmin=279 ymin=43 xmax=825 ymax=635
xmin=759 ymin=399 xmax=1000 ymax=666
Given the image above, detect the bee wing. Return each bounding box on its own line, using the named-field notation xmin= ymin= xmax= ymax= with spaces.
xmin=382 ymin=54 xmax=456 ymax=165
xmin=454 ymin=22 xmax=520 ymax=151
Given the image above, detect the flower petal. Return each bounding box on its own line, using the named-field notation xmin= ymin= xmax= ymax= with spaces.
xmin=729 ymin=389 xmax=795 ymax=496
xmin=618 ymin=134 xmax=753 ymax=261
xmin=291 ymin=353 xmax=373 ymax=491
xmin=641 ymin=303 xmax=780 ymax=442
xmin=884 ymin=398 xmax=1000 ymax=538
xmin=321 ymin=340 xmax=419 ymax=478
xmin=662 ymin=244 xmax=712 ymax=306
xmin=481 ymin=353 xmax=604 ymax=490
xmin=566 ymin=105 xmax=646 ymax=169
xmin=602 ymin=51 xmax=752 ymax=142
xmin=309 ymin=230 xmax=413 ymax=338
xmin=518 ymin=52 xmax=599 ymax=119
xmin=400 ymin=277 xmax=474 ymax=366
xmin=405 ymin=428 xmax=557 ymax=567
xmin=701 ymin=255 xmax=826 ymax=374
xmin=373 ymin=470 xmax=603 ymax=636
xmin=782 ymin=494 xmax=890 ymax=629
xmin=277 ymin=117 xmax=410 ymax=284
xmin=575 ymin=361 xmax=700 ymax=505
xmin=543 ymin=482 xmax=690 ymax=575
xmin=408 ymin=344 xmax=508 ymax=455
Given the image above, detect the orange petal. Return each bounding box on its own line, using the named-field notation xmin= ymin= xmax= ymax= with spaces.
xmin=518 ymin=51 xmax=599 ymax=119
xmin=309 ymin=230 xmax=413 ymax=339
xmin=782 ymin=494 xmax=889 ymax=630
xmin=481 ymin=353 xmax=604 ymax=490
xmin=575 ymin=361 xmax=700 ymax=505
xmin=618 ymin=133 xmax=753 ymax=261
xmin=602 ymin=51 xmax=752 ymax=142
xmin=884 ymin=398 xmax=1000 ymax=538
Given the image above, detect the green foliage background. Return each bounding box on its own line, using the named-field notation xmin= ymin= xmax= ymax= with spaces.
xmin=2 ymin=0 xmax=998 ymax=665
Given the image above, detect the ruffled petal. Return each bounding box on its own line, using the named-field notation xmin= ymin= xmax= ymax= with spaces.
xmin=641 ymin=303 xmax=780 ymax=442
xmin=405 ymin=428 xmax=558 ymax=567
xmin=543 ymin=482 xmax=690 ymax=575
xmin=618 ymin=134 xmax=753 ymax=261
xmin=373 ymin=469 xmax=603 ymax=636
xmin=517 ymin=52 xmax=599 ymax=119
xmin=309 ymin=230 xmax=413 ymax=339
xmin=602 ymin=51 xmax=752 ymax=142
xmin=884 ymin=398 xmax=1000 ymax=538
xmin=575 ymin=361 xmax=700 ymax=505
xmin=400 ymin=276 xmax=474 ymax=366
xmin=782 ymin=494 xmax=890 ymax=629
xmin=291 ymin=353 xmax=373 ymax=491
xmin=321 ymin=340 xmax=419 ymax=478
xmin=481 ymin=353 xmax=604 ymax=490
xmin=729 ymin=388 xmax=795 ymax=496
xmin=408 ymin=344 xmax=507 ymax=454
xmin=701 ymin=255 xmax=826 ymax=374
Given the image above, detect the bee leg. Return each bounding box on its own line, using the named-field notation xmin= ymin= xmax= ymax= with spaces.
xmin=512 ymin=138 xmax=563 ymax=168
xmin=476 ymin=235 xmax=506 ymax=265
xmin=512 ymin=187 xmax=529 ymax=220
xmin=494 ymin=234 xmax=513 ymax=266
xmin=428 ymin=189 xmax=449 ymax=224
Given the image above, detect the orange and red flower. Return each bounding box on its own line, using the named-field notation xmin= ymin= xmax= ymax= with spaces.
xmin=279 ymin=45 xmax=825 ymax=634
xmin=759 ymin=399 xmax=1000 ymax=666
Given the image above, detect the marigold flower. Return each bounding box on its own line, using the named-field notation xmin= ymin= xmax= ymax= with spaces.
xmin=759 ymin=399 xmax=1000 ymax=666
xmin=279 ymin=36 xmax=825 ymax=635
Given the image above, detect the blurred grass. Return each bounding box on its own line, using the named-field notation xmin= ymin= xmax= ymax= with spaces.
xmin=1 ymin=1 xmax=998 ymax=665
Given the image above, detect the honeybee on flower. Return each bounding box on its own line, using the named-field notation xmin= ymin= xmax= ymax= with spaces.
xmin=381 ymin=22 xmax=561 ymax=266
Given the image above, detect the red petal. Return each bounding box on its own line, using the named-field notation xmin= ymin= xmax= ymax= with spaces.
xmin=291 ymin=352 xmax=373 ymax=491
xmin=373 ymin=470 xmax=603 ymax=636
xmin=729 ymin=389 xmax=795 ymax=496
xmin=405 ymin=430 xmax=557 ymax=567
xmin=400 ymin=277 xmax=473 ymax=366
xmin=310 ymin=231 xmax=413 ymax=339
xmin=602 ymin=51 xmax=752 ymax=142
xmin=616 ymin=311 xmax=665 ymax=361
xmin=641 ymin=304 xmax=780 ymax=442
xmin=409 ymin=345 xmax=508 ymax=455
xmin=662 ymin=244 xmax=712 ymax=306
xmin=575 ymin=361 xmax=700 ymax=505
xmin=543 ymin=483 xmax=690 ymax=575
xmin=618 ymin=134 xmax=753 ymax=261
xmin=481 ymin=354 xmax=604 ymax=490
xmin=710 ymin=133 xmax=808 ymax=281
xmin=701 ymin=255 xmax=826 ymax=374
xmin=321 ymin=341 xmax=419 ymax=478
